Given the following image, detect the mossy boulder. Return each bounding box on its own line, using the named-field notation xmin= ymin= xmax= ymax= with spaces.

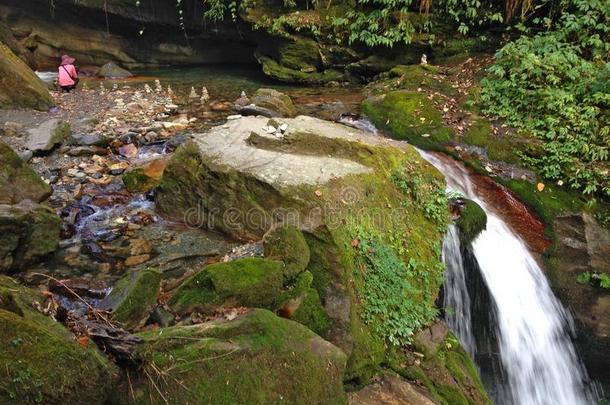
xmin=362 ymin=91 xmax=454 ymax=150
xmin=250 ymin=88 xmax=297 ymax=117
xmin=98 ymin=268 xmax=161 ymax=330
xmin=397 ymin=332 xmax=492 ymax=405
xmin=122 ymin=158 xmax=168 ymax=193
xmin=0 ymin=140 xmax=52 ymax=204
xmin=168 ymin=258 xmax=284 ymax=315
xmin=278 ymin=271 xmax=330 ymax=337
xmin=455 ymin=199 xmax=487 ymax=244
xmin=462 ymin=119 xmax=522 ymax=164
xmin=123 ymin=309 xmax=347 ymax=404
xmin=0 ymin=276 xmax=117 ymax=404
xmin=0 ymin=200 xmax=61 ymax=272
xmin=257 ymin=54 xmax=344 ymax=84
xmin=263 ymin=224 xmax=310 ymax=281
xmin=0 ymin=43 xmax=54 ymax=110
xmin=98 ymin=62 xmax=133 ymax=79
xmin=155 ymin=115 xmax=450 ymax=383
xmin=26 ymin=119 xmax=71 ymax=154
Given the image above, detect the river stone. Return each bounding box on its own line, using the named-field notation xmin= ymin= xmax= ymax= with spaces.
xmin=69 ymin=132 xmax=109 ymax=147
xmin=124 ymin=309 xmax=347 ymax=404
xmin=98 ymin=268 xmax=161 ymax=330
xmin=0 ymin=200 xmax=61 ymax=272
xmin=0 ymin=140 xmax=51 ymax=204
xmin=0 ymin=276 xmax=117 ymax=403
xmin=26 ymin=119 xmax=71 ymax=153
xmin=98 ymin=62 xmax=133 ymax=79
xmin=249 ymin=88 xmax=297 ymax=117
xmin=0 ymin=43 xmax=54 ymax=110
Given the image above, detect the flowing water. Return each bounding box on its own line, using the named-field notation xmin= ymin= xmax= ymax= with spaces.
xmin=420 ymin=151 xmax=595 ymax=405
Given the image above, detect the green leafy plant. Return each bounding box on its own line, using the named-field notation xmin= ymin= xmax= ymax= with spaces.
xmin=577 ymin=271 xmax=610 ymax=289
xmin=354 ymin=232 xmax=439 ymax=346
xmin=480 ymin=0 xmax=610 ymax=198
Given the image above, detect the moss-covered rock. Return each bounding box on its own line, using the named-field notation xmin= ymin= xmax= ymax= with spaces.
xmin=278 ymin=271 xmax=330 ymax=337
xmin=250 ymin=88 xmax=298 ymax=117
xmin=362 ymin=91 xmax=454 ymax=150
xmin=168 ymin=258 xmax=284 ymax=315
xmin=263 ymin=224 xmax=310 ymax=281
xmin=98 ymin=268 xmax=161 ymax=330
xmin=396 ymin=332 xmax=492 ymax=405
xmin=258 ymin=54 xmax=344 ymax=84
xmin=123 ymin=308 xmax=347 ymax=404
xmin=0 ymin=200 xmax=61 ymax=272
xmin=0 ymin=140 xmax=52 ymax=204
xmin=0 ymin=43 xmax=54 ymax=110
xmin=462 ymin=119 xmax=522 ymax=164
xmin=155 ymin=115 xmax=450 ymax=384
xmin=455 ymin=199 xmax=487 ymax=245
xmin=0 ymin=276 xmax=117 ymax=404
xmin=121 ymin=158 xmax=168 ymax=193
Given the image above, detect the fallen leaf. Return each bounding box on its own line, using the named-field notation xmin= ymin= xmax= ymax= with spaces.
xmin=351 ymin=239 xmax=359 ymax=247
xmin=314 ymin=190 xmax=322 ymax=197
xmin=536 ymin=182 xmax=545 ymax=192
xmin=77 ymin=336 xmax=89 ymax=348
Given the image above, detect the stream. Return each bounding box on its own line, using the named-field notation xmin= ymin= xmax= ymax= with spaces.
xmin=32 ymin=65 xmax=602 ymax=403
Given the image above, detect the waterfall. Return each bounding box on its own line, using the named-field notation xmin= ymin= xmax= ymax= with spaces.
xmin=442 ymin=224 xmax=476 ymax=357
xmin=421 ymin=151 xmax=594 ymax=405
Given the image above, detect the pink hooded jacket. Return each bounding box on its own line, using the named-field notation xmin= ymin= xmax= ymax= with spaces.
xmin=58 ymin=55 xmax=78 ymax=86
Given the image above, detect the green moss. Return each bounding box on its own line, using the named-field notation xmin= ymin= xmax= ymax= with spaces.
xmin=124 ymin=309 xmax=347 ymax=404
xmin=122 ymin=168 xmax=157 ymax=193
xmin=257 ymin=54 xmax=344 ymax=84
xmin=0 ymin=44 xmax=54 ymax=110
xmin=0 ymin=276 xmax=116 ymax=404
xmin=0 ymin=140 xmax=52 ymax=205
xmin=264 ymin=224 xmax=310 ymax=281
xmin=455 ymin=199 xmax=487 ymax=244
xmin=362 ymin=91 xmax=454 ymax=150
xmin=169 ymin=258 xmax=284 ymax=314
xmin=462 ymin=119 xmax=521 ymax=164
xmin=395 ymin=334 xmax=491 ymax=405
xmin=100 ymin=268 xmax=161 ymax=330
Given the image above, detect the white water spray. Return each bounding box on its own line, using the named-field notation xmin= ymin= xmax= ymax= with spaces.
xmin=421 ymin=151 xmax=593 ymax=405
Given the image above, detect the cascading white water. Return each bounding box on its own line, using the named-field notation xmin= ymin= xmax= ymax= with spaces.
xmin=421 ymin=150 xmax=594 ymax=405
xmin=442 ymin=224 xmax=476 ymax=357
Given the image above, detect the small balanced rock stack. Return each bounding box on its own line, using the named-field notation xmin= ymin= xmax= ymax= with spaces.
xmin=167 ymin=85 xmax=174 ymax=98
xmin=189 ymin=87 xmax=199 ymax=99
xmin=200 ymin=86 xmax=209 ymax=104
xmin=155 ymin=79 xmax=162 ymax=93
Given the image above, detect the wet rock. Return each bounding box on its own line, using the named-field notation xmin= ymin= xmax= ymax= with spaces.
xmin=49 ymin=277 xmax=108 ymax=300
xmin=108 ymin=161 xmax=129 ymax=175
xmin=552 ymin=212 xmax=610 ymax=381
xmin=0 ymin=200 xmax=61 ymax=272
xmin=69 ymin=133 xmax=109 ymax=147
xmin=348 ymin=373 xmax=437 ymax=405
xmin=123 ymin=309 xmax=347 ymax=404
xmin=98 ymin=268 xmax=161 ymax=330
xmin=0 ymin=140 xmax=51 ymax=204
xmin=455 ymin=199 xmax=487 ymax=244
xmin=65 ymin=145 xmax=108 ymax=157
xmin=118 ymin=143 xmax=138 ymax=158
xmin=0 ymin=43 xmax=54 ymax=110
xmin=25 ymin=119 xmax=71 ymax=154
xmin=234 ymin=104 xmax=281 ymax=118
xmin=124 ymin=254 xmax=151 ymax=267
xmin=0 ymin=276 xmax=117 ymax=403
xmin=168 ymin=258 xmax=284 ymax=315
xmin=98 ymin=62 xmax=133 ymax=79
xmin=263 ymin=224 xmax=310 ymax=281
xmin=122 ymin=158 xmax=169 ymax=193
xmin=149 ymin=306 xmax=175 ymax=327
xmin=249 ymin=88 xmax=297 ymax=117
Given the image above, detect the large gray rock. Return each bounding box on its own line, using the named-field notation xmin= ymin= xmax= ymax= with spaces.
xmin=26 ymin=119 xmax=71 ymax=153
xmin=0 ymin=200 xmax=61 ymax=272
xmin=246 ymin=88 xmax=297 ymax=117
xmin=348 ymin=373 xmax=437 ymax=405
xmin=98 ymin=62 xmax=133 ymax=79
xmin=0 ymin=140 xmax=51 ymax=204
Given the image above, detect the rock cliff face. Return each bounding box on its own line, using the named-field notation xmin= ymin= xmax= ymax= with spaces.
xmin=551 ymin=213 xmax=610 ymax=383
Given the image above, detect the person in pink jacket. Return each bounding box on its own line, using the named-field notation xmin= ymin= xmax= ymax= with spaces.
xmin=57 ymin=54 xmax=79 ymax=92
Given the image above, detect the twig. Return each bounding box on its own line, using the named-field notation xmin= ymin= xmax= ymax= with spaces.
xmin=144 ymin=367 xmax=169 ymax=405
